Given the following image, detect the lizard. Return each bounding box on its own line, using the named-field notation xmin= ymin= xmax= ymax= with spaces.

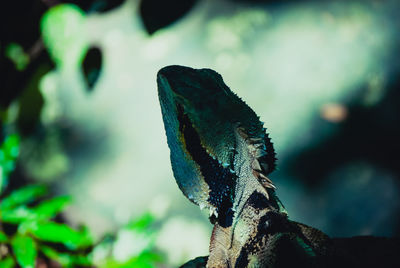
xmin=156 ymin=65 xmax=400 ymax=268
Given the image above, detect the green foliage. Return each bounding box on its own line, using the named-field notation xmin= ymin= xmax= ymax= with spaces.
xmin=40 ymin=245 xmax=91 ymax=267
xmin=1 ymin=184 xmax=47 ymax=210
xmin=0 ymin=256 xmax=15 ymax=268
xmin=0 ymin=134 xmax=20 ymax=193
xmin=40 ymin=4 xmax=88 ymax=69
xmin=20 ymin=221 xmax=92 ymax=250
xmin=0 ymin=230 xmax=8 ymax=242
xmin=90 ymin=213 xmax=163 ymax=267
xmin=0 ymin=134 xmax=163 ymax=267
xmin=11 ymin=234 xmax=37 ymax=268
xmin=1 ymin=185 xmax=163 ymax=267
xmin=5 ymin=43 xmax=30 ymax=71
xmin=32 ymin=195 xmax=71 ymax=218
xmin=100 ymin=251 xmax=163 ymax=268
xmin=0 ymin=183 xmax=90 ymax=267
xmin=126 ymin=212 xmax=155 ymax=230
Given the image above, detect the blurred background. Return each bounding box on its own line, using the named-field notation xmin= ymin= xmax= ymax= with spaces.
xmin=1 ymin=0 xmax=400 ymax=267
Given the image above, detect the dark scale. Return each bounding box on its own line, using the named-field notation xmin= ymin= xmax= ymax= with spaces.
xmin=259 ymin=133 xmax=277 ymax=175
xmin=247 ymin=190 xmax=281 ymax=212
xmin=247 ymin=191 xmax=271 ymax=210
xmin=177 ymin=104 xmax=236 ymax=227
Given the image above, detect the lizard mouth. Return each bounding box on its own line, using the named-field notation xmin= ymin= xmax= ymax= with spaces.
xmin=176 ymin=103 xmax=236 ymax=227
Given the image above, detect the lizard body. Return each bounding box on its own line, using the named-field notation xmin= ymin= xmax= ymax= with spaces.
xmin=156 ymin=65 xmax=399 ymax=268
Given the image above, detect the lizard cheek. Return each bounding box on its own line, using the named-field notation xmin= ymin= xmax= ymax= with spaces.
xmin=177 ymin=103 xmax=236 ymax=226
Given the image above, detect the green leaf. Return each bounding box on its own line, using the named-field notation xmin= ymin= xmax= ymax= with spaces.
xmin=0 ymin=185 xmax=47 ymax=210
xmin=0 ymin=165 xmax=5 ymax=194
xmin=11 ymin=234 xmax=37 ymax=268
xmin=1 ymin=134 xmax=20 ymax=158
xmin=0 ymin=134 xmax=20 ymax=193
xmin=0 ymin=230 xmax=8 ymax=242
xmin=126 ymin=213 xmax=155 ymax=231
xmin=33 ymin=195 xmax=71 ymax=219
xmin=5 ymin=43 xmax=30 ymax=71
xmin=41 ymin=245 xmax=70 ymax=266
xmin=0 ymin=256 xmax=15 ymax=268
xmin=40 ymin=4 xmax=88 ymax=69
xmin=21 ymin=221 xmax=92 ymax=250
xmin=121 ymin=251 xmax=163 ymax=268
xmin=99 ymin=251 xmax=163 ymax=268
xmin=0 ymin=206 xmax=37 ymax=223
xmin=137 ymin=251 xmax=164 ymax=263
xmin=1 ymin=196 xmax=70 ymax=223
xmin=40 ymin=245 xmax=91 ymax=267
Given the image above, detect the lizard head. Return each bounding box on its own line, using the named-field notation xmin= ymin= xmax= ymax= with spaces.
xmin=157 ymin=65 xmax=279 ymax=222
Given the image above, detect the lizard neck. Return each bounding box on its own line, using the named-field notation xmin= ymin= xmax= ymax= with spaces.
xmin=232 ymin=126 xmax=283 ymax=214
xmin=206 ymin=128 xmax=284 ymax=268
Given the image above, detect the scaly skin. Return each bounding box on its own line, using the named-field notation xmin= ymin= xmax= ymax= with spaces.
xmin=157 ymin=65 xmax=399 ymax=268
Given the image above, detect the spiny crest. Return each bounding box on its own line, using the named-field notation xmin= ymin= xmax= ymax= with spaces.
xmin=237 ymin=126 xmax=277 ymax=191
xmin=229 ymin=92 xmax=277 ymax=176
